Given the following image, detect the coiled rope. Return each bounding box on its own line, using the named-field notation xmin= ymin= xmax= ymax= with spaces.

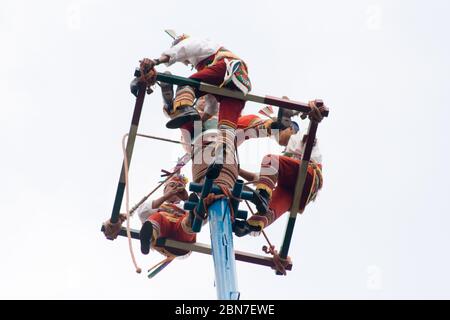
xmin=121 ymin=133 xmax=192 ymax=274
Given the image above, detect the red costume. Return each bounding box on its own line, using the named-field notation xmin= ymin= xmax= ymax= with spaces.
xmin=161 ymin=35 xmax=251 ymax=131
xmin=137 ymin=175 xmax=195 ymax=257
xmin=244 ymin=127 xmax=324 ymax=230
xmin=141 ymin=202 xmax=195 ymax=256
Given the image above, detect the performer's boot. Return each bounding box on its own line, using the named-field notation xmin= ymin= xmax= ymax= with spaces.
xmin=233 ymin=219 xmax=262 ymax=237
xmin=248 ymin=174 xmax=276 ymax=234
xmin=246 ymin=208 xmax=275 ymax=236
xmin=166 ymin=85 xmax=200 ymax=129
xmin=234 ymin=205 xmax=275 ymax=237
xmin=270 ymin=107 xmax=295 ymax=130
xmin=139 ymin=221 xmax=154 ymax=255
xmin=246 ymin=152 xmax=279 ymax=215
xmin=251 ymin=188 xmax=271 ymax=214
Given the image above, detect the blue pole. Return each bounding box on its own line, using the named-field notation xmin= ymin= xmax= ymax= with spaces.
xmin=208 ymin=199 xmax=240 ymax=300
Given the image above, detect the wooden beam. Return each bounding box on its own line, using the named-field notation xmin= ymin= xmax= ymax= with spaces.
xmin=109 ymin=83 xmax=146 ymax=223
xmin=156 ymin=238 xmax=292 ymax=271
xmin=156 ymin=72 xmax=329 ymax=117
xmin=100 ymin=225 xmax=292 ymax=271
xmin=278 ymin=120 xmax=319 ymax=274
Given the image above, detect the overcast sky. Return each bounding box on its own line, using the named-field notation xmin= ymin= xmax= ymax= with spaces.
xmin=1 ymin=0 xmax=450 ymax=299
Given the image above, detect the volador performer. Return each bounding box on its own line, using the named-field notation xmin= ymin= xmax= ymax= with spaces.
xmin=234 ymin=100 xmax=326 ymax=237
xmin=137 ymin=32 xmax=251 ymax=177
xmin=137 ymin=174 xmax=196 ymax=257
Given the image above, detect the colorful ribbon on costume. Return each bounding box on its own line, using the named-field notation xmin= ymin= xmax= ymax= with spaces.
xmin=147 ymin=256 xmax=175 ymax=279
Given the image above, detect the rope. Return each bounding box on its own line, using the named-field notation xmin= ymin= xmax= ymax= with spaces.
xmin=244 ymin=200 xmax=291 ymax=275
xmin=192 ymin=185 xmax=236 ymax=222
xmin=234 ymin=135 xmax=240 ymax=171
xmin=194 ymin=193 xmax=224 ymax=221
xmin=138 ymin=61 xmax=157 ymax=94
xmin=244 ymin=200 xmax=273 ymax=247
xmin=307 ymin=100 xmax=324 ymax=123
xmin=262 ymin=244 xmax=291 ymax=276
xmin=219 ymin=185 xmax=235 ymax=222
xmin=120 ymin=133 xmax=192 ymax=275
xmin=136 ymin=133 xmax=194 ymax=148
xmin=128 ymin=136 xmax=192 ymax=216
xmin=122 ymin=134 xmax=142 ymax=274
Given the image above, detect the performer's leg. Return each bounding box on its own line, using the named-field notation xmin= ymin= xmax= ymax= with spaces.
xmin=190 ymin=61 xmax=228 ymax=86
xmin=241 ymin=157 xmax=319 ymax=236
xmin=236 ymin=114 xmax=272 ymax=144
xmin=167 ymin=60 xmax=247 ymax=142
xmin=234 ymin=154 xmax=280 ymax=237
xmin=165 ymin=61 xmax=227 ymax=129
xmin=166 ymin=85 xmax=201 ymax=129
xmin=140 ymin=213 xmax=169 ymax=255
xmin=250 ymin=154 xmax=280 ymax=214
xmin=207 ymin=99 xmax=243 ymax=190
xmin=247 ymin=186 xmax=291 ymax=230
xmin=177 ymin=214 xmax=197 ymax=243
xmin=277 ymin=158 xmax=318 ymax=212
xmin=192 ymin=61 xmax=247 ymax=187
xmin=149 ymin=216 xmax=197 ymax=257
xmin=159 ymin=71 xmax=175 ymax=116
xmin=248 ymin=155 xmax=303 ymax=228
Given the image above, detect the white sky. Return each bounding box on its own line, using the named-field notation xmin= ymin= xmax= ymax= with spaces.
xmin=1 ymin=0 xmax=450 ymax=299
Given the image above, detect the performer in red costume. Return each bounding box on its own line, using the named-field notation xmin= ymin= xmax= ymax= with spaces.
xmin=137 ymin=174 xmax=196 ymax=257
xmin=235 ymin=100 xmax=325 ymax=237
xmin=139 ymin=33 xmax=251 ymax=168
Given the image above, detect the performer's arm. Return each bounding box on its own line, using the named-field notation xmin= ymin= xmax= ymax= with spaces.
xmin=136 ymin=202 xmax=157 ymax=224
xmin=138 ymin=53 xmax=170 ymax=70
xmin=154 ymin=54 xmax=170 ymax=65
xmin=239 ymin=167 xmax=259 ymax=182
xmin=151 ymin=195 xmax=166 ymax=210
xmin=160 ymin=37 xmax=204 ymax=66
xmin=151 ymin=187 xmax=186 ymax=209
